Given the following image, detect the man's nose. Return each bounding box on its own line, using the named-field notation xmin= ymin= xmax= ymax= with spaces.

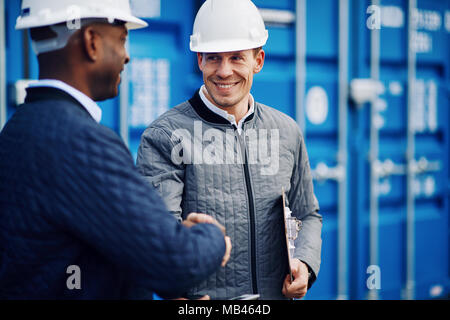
xmin=216 ymin=59 xmax=233 ymax=78
xmin=124 ymin=51 xmax=130 ymax=65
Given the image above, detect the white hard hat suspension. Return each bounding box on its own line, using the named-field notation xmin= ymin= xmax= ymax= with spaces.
xmin=30 ymin=18 xmax=126 ymax=55
xmin=16 ymin=0 xmax=147 ymax=55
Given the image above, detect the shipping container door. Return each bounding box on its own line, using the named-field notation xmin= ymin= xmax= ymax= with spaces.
xmin=351 ymin=0 xmax=449 ymax=300
xmin=302 ymin=0 xmax=343 ymax=300
xmin=123 ymin=0 xmax=196 ymax=159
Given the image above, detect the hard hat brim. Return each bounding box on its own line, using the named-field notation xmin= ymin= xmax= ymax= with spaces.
xmin=190 ymin=38 xmax=268 ymax=53
xmin=15 ymin=12 xmax=148 ymax=30
xmin=122 ymin=15 xmax=149 ymax=30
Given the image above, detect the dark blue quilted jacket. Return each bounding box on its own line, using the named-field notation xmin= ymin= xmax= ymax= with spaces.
xmin=0 ymin=87 xmax=226 ymax=300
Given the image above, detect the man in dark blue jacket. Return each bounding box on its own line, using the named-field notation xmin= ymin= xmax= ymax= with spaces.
xmin=0 ymin=0 xmax=231 ymax=300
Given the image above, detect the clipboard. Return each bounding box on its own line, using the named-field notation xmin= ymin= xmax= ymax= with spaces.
xmin=281 ymin=187 xmax=302 ymax=283
xmin=281 ymin=187 xmax=293 ymax=282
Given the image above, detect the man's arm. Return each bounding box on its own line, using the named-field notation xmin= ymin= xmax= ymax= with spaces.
xmin=137 ymin=126 xmax=185 ymax=222
xmin=287 ymin=129 xmax=323 ymax=290
xmin=51 ymin=125 xmax=225 ymax=299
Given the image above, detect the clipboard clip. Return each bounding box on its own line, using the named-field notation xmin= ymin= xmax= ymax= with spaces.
xmin=284 ymin=206 xmax=302 ymax=247
xmin=282 ymin=187 xmax=303 ymax=287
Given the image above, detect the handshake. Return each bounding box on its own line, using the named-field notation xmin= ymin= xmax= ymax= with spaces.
xmin=182 ymin=213 xmax=232 ymax=268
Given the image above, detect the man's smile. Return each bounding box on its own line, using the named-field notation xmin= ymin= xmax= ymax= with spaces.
xmin=212 ymin=80 xmax=240 ymax=91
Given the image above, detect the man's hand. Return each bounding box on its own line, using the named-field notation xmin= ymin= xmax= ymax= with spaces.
xmin=182 ymin=213 xmax=232 ymax=267
xmin=182 ymin=213 xmax=225 ymax=234
xmin=282 ymin=259 xmax=309 ymax=299
xmin=221 ymin=235 xmax=232 ymax=267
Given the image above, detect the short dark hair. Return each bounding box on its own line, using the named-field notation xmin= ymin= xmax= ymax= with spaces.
xmin=253 ymin=47 xmax=263 ymax=57
xmin=201 ymin=47 xmax=263 ymax=57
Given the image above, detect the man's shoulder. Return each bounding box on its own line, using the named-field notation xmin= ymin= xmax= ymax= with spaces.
xmin=1 ymin=100 xmax=132 ymax=177
xmin=15 ymin=99 xmax=124 ymax=150
xmin=145 ymin=100 xmax=197 ymax=132
xmin=255 ymin=102 xmax=302 ymax=135
xmin=20 ymin=98 xmax=98 ymax=128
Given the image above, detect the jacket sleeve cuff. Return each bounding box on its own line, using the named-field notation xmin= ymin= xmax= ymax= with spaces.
xmin=300 ymin=260 xmax=317 ymax=289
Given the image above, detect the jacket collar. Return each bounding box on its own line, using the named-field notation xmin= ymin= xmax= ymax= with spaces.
xmin=25 ymin=80 xmax=102 ymax=123
xmin=188 ymin=90 xmax=255 ymax=126
xmin=24 ymin=86 xmax=93 ymax=119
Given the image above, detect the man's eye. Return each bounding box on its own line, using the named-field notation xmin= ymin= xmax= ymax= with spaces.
xmin=207 ymin=56 xmax=219 ymax=61
xmin=231 ymin=56 xmax=243 ymax=61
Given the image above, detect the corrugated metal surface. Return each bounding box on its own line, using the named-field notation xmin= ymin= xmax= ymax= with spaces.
xmin=349 ymin=0 xmax=449 ymax=300
xmin=302 ymin=0 xmax=342 ymax=300
xmin=0 ymin=0 xmax=6 ymax=130
xmin=2 ymin=0 xmax=449 ymax=300
xmin=125 ymin=0 xmax=196 ymax=159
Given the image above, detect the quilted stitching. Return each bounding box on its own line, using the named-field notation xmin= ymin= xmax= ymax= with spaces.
xmin=0 ymin=91 xmax=226 ymax=299
xmin=137 ymin=94 xmax=323 ymax=300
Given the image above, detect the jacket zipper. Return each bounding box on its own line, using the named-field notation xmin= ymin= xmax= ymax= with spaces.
xmin=236 ymin=126 xmax=258 ymax=294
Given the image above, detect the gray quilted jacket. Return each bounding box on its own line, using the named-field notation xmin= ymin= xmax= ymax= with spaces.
xmin=137 ymin=91 xmax=322 ymax=300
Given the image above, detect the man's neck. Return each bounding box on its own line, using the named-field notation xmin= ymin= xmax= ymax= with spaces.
xmin=39 ymin=73 xmax=94 ymax=101
xmin=202 ymin=88 xmax=250 ymax=123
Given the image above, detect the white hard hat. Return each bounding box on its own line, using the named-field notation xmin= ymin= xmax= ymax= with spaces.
xmin=190 ymin=0 xmax=269 ymax=53
xmin=15 ymin=0 xmax=148 ymax=30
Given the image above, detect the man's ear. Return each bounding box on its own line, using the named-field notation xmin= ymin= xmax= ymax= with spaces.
xmin=197 ymin=52 xmax=204 ymax=71
xmin=253 ymin=49 xmax=265 ymax=74
xmin=82 ymin=26 xmax=101 ymax=62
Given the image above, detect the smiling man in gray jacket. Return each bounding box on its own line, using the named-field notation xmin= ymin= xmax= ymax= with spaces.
xmin=137 ymin=0 xmax=322 ymax=300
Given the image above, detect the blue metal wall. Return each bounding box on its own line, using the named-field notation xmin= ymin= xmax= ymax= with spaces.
xmin=349 ymin=0 xmax=449 ymax=300
xmin=2 ymin=0 xmax=449 ymax=300
xmin=303 ymin=0 xmax=341 ymax=300
xmin=125 ymin=0 xmax=197 ymax=159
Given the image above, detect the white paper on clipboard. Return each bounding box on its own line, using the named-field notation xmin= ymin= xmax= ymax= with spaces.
xmin=282 ymin=187 xmax=302 ymax=282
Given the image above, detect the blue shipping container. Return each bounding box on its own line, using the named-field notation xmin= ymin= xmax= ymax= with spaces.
xmin=1 ymin=0 xmax=448 ymax=300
